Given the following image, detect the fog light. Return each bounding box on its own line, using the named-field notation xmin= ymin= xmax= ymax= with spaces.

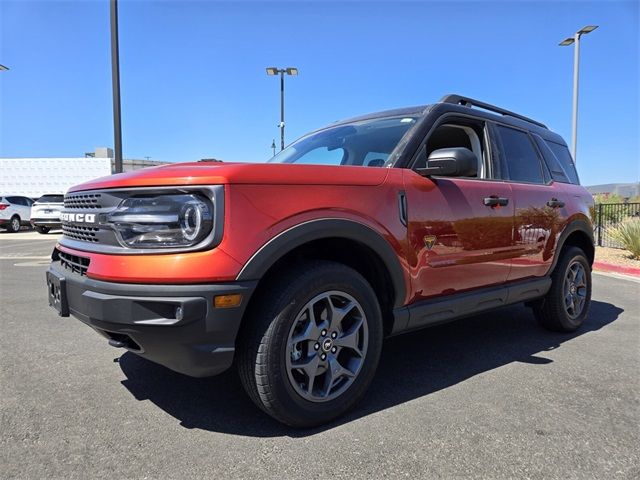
xmin=175 ymin=306 xmax=184 ymax=321
xmin=214 ymin=294 xmax=242 ymax=308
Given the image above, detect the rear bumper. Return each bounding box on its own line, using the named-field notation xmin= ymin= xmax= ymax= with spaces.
xmin=31 ymin=218 xmax=61 ymax=226
xmin=46 ymin=260 xmax=257 ymax=377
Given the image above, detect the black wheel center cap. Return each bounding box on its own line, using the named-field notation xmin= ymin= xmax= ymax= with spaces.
xmin=322 ymin=338 xmax=333 ymax=352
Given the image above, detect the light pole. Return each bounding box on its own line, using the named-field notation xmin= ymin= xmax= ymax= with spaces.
xmin=266 ymin=67 xmax=298 ymax=151
xmin=559 ymin=25 xmax=598 ymax=162
xmin=0 ymin=65 xmax=9 ymax=71
xmin=271 ymin=139 xmax=276 ymax=157
xmin=110 ymin=0 xmax=123 ymax=173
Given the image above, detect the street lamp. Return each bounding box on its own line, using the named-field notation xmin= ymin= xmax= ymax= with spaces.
xmin=266 ymin=67 xmax=298 ymax=151
xmin=110 ymin=0 xmax=123 ymax=173
xmin=559 ymin=25 xmax=598 ymax=162
xmin=0 ymin=65 xmax=9 ymax=71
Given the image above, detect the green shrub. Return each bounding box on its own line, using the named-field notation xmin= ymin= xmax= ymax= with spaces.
xmin=608 ymin=218 xmax=640 ymax=259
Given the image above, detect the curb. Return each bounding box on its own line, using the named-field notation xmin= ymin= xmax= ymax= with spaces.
xmin=593 ymin=261 xmax=640 ymax=277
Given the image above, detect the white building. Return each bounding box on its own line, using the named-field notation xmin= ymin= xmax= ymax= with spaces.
xmin=0 ymin=148 xmax=169 ymax=198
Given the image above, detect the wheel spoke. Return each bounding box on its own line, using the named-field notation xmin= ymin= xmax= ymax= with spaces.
xmin=328 ymin=298 xmax=356 ymax=331
xmin=291 ymin=308 xmax=320 ymax=344
xmin=574 ymin=293 xmax=585 ymax=313
xmin=334 ymin=317 xmax=364 ymax=356
xmin=292 ymin=353 xmax=321 ymax=392
xmin=321 ymin=357 xmax=355 ymax=397
xmin=564 ymin=292 xmax=573 ymax=309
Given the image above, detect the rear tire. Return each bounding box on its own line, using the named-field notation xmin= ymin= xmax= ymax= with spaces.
xmin=237 ymin=261 xmax=383 ymax=427
xmin=534 ymin=246 xmax=591 ymax=332
xmin=8 ymin=216 xmax=21 ymax=233
xmin=35 ymin=226 xmax=51 ymax=234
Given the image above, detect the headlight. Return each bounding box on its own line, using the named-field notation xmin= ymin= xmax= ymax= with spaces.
xmin=105 ymin=194 xmax=213 ymax=248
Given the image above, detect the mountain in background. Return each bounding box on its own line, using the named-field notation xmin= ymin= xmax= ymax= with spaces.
xmin=585 ymin=183 xmax=639 ymax=199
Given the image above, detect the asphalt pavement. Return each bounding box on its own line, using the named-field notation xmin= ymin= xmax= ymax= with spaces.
xmin=1 ymin=233 xmax=638 ymax=479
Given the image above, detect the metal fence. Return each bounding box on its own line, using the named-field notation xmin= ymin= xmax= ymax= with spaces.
xmin=594 ymin=202 xmax=640 ymax=248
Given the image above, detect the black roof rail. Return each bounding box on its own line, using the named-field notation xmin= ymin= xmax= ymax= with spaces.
xmin=439 ymin=94 xmax=547 ymax=129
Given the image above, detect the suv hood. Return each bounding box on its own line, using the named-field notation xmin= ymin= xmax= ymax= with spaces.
xmin=68 ymin=162 xmax=389 ymax=192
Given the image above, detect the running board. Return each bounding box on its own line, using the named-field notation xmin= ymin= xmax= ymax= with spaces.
xmin=391 ymin=277 xmax=551 ymax=335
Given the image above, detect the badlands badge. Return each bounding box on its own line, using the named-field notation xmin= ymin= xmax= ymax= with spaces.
xmin=423 ymin=235 xmax=437 ymax=250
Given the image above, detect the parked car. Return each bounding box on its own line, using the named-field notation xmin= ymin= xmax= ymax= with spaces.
xmin=31 ymin=194 xmax=64 ymax=234
xmin=0 ymin=195 xmax=34 ymax=232
xmin=46 ymin=94 xmax=594 ymax=427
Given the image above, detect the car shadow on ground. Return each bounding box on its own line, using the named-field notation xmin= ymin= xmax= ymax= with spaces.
xmin=118 ymin=300 xmax=622 ymax=437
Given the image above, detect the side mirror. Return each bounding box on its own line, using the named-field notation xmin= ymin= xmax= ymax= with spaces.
xmin=416 ymin=147 xmax=478 ymax=177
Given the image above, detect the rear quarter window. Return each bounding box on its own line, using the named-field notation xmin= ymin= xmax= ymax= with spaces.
xmin=544 ymin=140 xmax=580 ymax=184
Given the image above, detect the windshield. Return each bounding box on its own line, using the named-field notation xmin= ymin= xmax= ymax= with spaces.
xmin=268 ymin=115 xmax=419 ymax=167
xmin=36 ymin=194 xmax=64 ymax=203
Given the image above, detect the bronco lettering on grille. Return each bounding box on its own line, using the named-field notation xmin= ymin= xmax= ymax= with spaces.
xmin=60 ymin=213 xmax=96 ymax=223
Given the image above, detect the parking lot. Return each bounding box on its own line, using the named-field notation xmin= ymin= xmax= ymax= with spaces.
xmin=1 ymin=232 xmax=638 ymax=479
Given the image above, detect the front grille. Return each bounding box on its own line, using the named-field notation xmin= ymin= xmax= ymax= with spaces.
xmin=62 ymin=224 xmax=101 ymax=243
xmin=59 ymin=251 xmax=90 ymax=276
xmin=64 ymin=193 xmax=103 ymax=209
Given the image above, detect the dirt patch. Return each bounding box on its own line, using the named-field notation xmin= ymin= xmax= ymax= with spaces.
xmin=595 ymin=246 xmax=640 ymax=268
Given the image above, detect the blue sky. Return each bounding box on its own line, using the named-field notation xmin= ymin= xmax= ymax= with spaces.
xmin=1 ymin=0 xmax=638 ymax=186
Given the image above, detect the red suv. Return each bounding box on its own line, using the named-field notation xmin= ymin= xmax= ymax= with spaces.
xmin=47 ymin=95 xmax=594 ymax=427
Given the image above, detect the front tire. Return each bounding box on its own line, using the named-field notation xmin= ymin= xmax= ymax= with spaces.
xmin=534 ymin=246 xmax=591 ymax=332
xmin=237 ymin=261 xmax=383 ymax=427
xmin=35 ymin=226 xmax=51 ymax=234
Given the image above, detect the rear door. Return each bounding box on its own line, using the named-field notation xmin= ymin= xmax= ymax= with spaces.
xmin=7 ymin=196 xmax=30 ymax=221
xmin=492 ymin=125 xmax=569 ymax=281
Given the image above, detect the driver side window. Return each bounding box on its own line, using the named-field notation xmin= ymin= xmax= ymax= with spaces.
xmin=420 ymin=120 xmax=489 ymax=178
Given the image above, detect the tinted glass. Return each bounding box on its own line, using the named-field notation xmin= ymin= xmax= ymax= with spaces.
xmin=496 ymin=126 xmax=543 ymax=184
xmin=545 ymin=141 xmax=579 ymax=184
xmin=293 ymin=147 xmax=345 ymax=165
xmin=6 ymin=196 xmax=24 ymax=205
xmin=269 ymin=116 xmax=418 ymax=166
xmin=531 ymin=135 xmax=570 ymax=183
xmin=37 ymin=194 xmax=64 ymax=203
xmin=363 ymin=151 xmax=389 ymax=166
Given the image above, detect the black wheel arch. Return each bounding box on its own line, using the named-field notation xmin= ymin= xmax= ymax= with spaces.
xmin=550 ymin=219 xmax=595 ymax=273
xmin=236 ymin=218 xmax=407 ymax=310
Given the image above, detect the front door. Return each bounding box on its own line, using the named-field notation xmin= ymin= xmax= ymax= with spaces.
xmin=403 ymin=172 xmax=515 ymax=302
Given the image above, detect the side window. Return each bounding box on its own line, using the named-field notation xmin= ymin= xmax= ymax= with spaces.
xmin=293 ymin=147 xmax=345 ymax=166
xmin=531 ymin=135 xmax=571 ymax=183
xmin=6 ymin=196 xmax=22 ymax=205
xmin=496 ymin=126 xmax=544 ymax=184
xmin=363 ymin=151 xmax=389 ymax=167
xmin=421 ymin=121 xmax=488 ymax=178
xmin=545 ymin=140 xmax=580 ymax=184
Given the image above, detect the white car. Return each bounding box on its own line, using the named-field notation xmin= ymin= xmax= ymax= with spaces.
xmin=0 ymin=195 xmax=34 ymax=232
xmin=31 ymin=194 xmax=64 ymax=234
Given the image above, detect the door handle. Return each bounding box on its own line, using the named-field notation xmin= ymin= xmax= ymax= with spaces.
xmin=546 ymin=198 xmax=565 ymax=208
xmin=483 ymin=196 xmax=509 ymax=207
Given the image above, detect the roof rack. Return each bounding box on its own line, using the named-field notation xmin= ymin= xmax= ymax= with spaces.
xmin=439 ymin=94 xmax=547 ymax=129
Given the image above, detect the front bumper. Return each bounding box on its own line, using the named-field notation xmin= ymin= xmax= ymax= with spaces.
xmin=46 ymin=260 xmax=257 ymax=377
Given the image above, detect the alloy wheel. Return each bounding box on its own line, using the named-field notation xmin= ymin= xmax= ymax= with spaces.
xmin=563 ymin=260 xmax=587 ymax=319
xmin=285 ymin=291 xmax=368 ymax=402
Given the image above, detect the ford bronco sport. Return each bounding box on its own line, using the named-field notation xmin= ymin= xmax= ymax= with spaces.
xmin=47 ymin=95 xmax=594 ymax=427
